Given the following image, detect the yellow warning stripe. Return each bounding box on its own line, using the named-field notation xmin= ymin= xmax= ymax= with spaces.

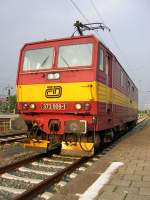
xmin=17 ymin=81 xmax=138 ymax=109
xmin=96 ymin=82 xmax=137 ymax=109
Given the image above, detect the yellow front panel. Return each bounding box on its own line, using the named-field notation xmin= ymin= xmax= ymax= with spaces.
xmin=17 ymin=81 xmax=138 ymax=109
xmin=17 ymin=82 xmax=97 ymax=102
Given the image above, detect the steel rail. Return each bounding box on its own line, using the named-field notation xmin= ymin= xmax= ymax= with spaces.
xmin=13 ymin=156 xmax=89 ymax=200
xmin=0 ymin=132 xmax=26 ymax=138
xmin=0 ymin=137 xmax=26 ymax=145
xmin=0 ymin=132 xmax=27 ymax=145
xmin=0 ymin=152 xmax=52 ymax=175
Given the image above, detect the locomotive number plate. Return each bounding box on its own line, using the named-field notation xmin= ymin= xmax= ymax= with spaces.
xmin=41 ymin=103 xmax=66 ymax=110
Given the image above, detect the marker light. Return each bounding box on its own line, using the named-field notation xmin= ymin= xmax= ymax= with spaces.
xmin=30 ymin=103 xmax=36 ymax=110
xmin=75 ymin=103 xmax=82 ymax=110
xmin=84 ymin=103 xmax=91 ymax=111
xmin=47 ymin=73 xmax=60 ymax=80
xmin=22 ymin=103 xmax=28 ymax=110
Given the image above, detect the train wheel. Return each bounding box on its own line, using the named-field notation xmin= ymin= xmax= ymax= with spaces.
xmin=103 ymin=129 xmax=115 ymax=143
xmin=55 ymin=144 xmax=62 ymax=155
xmin=94 ymin=133 xmax=104 ymax=153
xmin=46 ymin=143 xmax=62 ymax=154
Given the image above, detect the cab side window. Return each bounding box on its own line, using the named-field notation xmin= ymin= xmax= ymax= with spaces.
xmin=127 ymin=81 xmax=130 ymax=93
xmin=121 ymin=71 xmax=124 ymax=88
xmin=98 ymin=48 xmax=104 ymax=71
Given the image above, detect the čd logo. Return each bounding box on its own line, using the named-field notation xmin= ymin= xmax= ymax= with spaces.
xmin=45 ymin=86 xmax=62 ymax=98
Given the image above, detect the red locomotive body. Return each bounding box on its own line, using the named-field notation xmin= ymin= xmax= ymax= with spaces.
xmin=16 ymin=35 xmax=138 ymax=155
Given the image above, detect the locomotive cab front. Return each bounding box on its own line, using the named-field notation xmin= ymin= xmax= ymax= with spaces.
xmin=17 ymin=35 xmax=100 ymax=156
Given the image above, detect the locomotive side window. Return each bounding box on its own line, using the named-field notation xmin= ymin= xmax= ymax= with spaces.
xmin=132 ymin=86 xmax=135 ymax=92
xmin=121 ymin=71 xmax=124 ymax=88
xmin=23 ymin=47 xmax=53 ymax=71
xmin=127 ymin=81 xmax=130 ymax=93
xmin=99 ymin=48 xmax=104 ymax=71
xmin=58 ymin=43 xmax=93 ymax=67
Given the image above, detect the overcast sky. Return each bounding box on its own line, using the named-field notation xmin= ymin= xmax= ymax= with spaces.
xmin=0 ymin=0 xmax=149 ymax=109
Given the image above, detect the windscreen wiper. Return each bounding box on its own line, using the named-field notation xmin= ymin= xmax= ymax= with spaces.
xmin=40 ymin=56 xmax=49 ymax=67
xmin=60 ymin=55 xmax=70 ymax=67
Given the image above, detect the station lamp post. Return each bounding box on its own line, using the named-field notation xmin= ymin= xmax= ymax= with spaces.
xmin=6 ymin=86 xmax=13 ymax=113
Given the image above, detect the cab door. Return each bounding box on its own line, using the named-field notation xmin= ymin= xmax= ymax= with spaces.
xmin=97 ymin=45 xmax=113 ymax=129
xmin=97 ymin=46 xmax=112 ymax=113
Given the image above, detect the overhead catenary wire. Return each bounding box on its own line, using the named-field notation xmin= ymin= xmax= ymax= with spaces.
xmin=70 ymin=0 xmax=129 ymax=70
xmin=69 ymin=0 xmax=137 ymax=85
xmin=90 ymin=0 xmax=135 ymax=76
xmin=69 ymin=0 xmax=104 ymax=41
xmin=69 ymin=0 xmax=90 ymax=23
xmin=90 ymin=0 xmax=122 ymax=51
xmin=91 ymin=0 xmax=126 ymax=59
xmin=90 ymin=0 xmax=105 ymax=23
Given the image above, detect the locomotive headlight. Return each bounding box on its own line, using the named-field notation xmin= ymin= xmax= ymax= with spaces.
xmin=30 ymin=103 xmax=36 ymax=110
xmin=47 ymin=73 xmax=60 ymax=80
xmin=75 ymin=103 xmax=82 ymax=110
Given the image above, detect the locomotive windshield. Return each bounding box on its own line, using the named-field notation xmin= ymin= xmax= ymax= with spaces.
xmin=23 ymin=47 xmax=53 ymax=71
xmin=22 ymin=43 xmax=93 ymax=71
xmin=58 ymin=43 xmax=93 ymax=67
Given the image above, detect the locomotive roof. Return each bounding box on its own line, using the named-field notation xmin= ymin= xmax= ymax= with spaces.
xmin=22 ymin=34 xmax=97 ymax=46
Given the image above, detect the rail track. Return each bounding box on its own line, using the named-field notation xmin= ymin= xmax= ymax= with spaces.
xmin=0 ymin=117 xmax=148 ymax=200
xmin=0 ymin=148 xmax=92 ymax=200
xmin=0 ymin=133 xmax=26 ymax=145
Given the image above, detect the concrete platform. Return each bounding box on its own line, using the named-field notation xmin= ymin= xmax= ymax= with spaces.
xmin=50 ymin=117 xmax=150 ymax=200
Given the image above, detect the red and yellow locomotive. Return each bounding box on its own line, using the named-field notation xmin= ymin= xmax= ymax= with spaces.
xmin=16 ymin=33 xmax=138 ymax=156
